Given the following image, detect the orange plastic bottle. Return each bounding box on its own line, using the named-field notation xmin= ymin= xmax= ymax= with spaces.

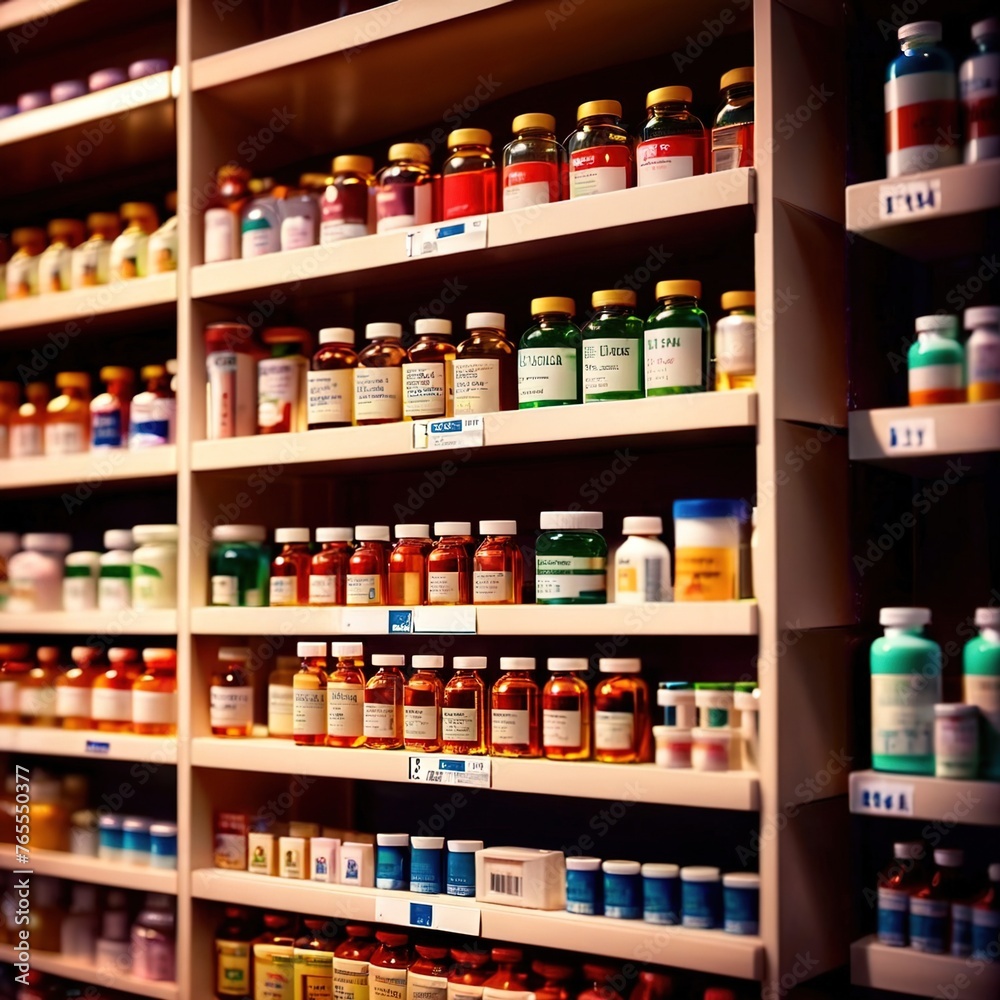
xmin=56 ymin=646 xmax=100 ymax=729
xmin=473 ymin=520 xmax=523 ymax=605
xmin=593 ymin=658 xmax=651 ymax=763
xmin=309 ymin=528 xmax=354 ymax=606
xmin=132 ymin=648 xmax=177 ymax=735
xmin=442 ymin=656 xmax=488 ymax=754
xmin=490 ymin=657 xmax=540 ymax=758
xmin=326 ymin=642 xmax=365 ymax=749
xmin=347 ymin=526 xmax=390 ymax=606
xmin=364 ymin=654 xmax=405 ymax=749
xmin=270 ymin=528 xmax=311 ymax=606
xmin=369 ymin=931 xmax=412 ymax=1000
xmin=389 ymin=524 xmax=433 ymax=606
xmin=542 ymin=658 xmax=591 ymax=760
xmin=45 ymin=372 xmax=91 ymax=455
xmin=428 ymin=522 xmax=473 ymax=606
xmin=404 ymin=655 xmax=444 ymax=752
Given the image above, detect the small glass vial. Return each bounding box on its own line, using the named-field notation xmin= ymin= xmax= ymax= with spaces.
xmin=428 ymin=522 xmax=473 ymax=605
xmin=375 ymin=143 xmax=434 ymax=233
xmin=6 ymin=228 xmax=46 ymax=298
xmin=582 ymin=291 xmax=644 ymax=403
xmin=490 ymin=657 xmax=540 ymax=757
xmin=454 ymin=312 xmax=517 ymax=414
xmin=404 ymin=319 xmax=455 ymax=420
xmin=56 ymin=646 xmax=100 ymax=730
xmin=294 ymin=641 xmax=329 ymax=746
xmin=877 ymin=841 xmax=928 ymax=946
xmin=542 ymin=658 xmax=591 ymax=760
xmin=270 ymin=528 xmax=311 ymax=606
xmin=310 ymin=527 xmax=354 ymax=606
xmin=241 ymin=178 xmax=281 ymax=258
xmin=38 ymin=219 xmax=85 ymax=293
xmin=644 ymin=280 xmax=711 ymax=395
xmin=91 ymin=366 xmax=135 ymax=448
xmin=364 ymin=653 xmax=405 ymax=749
xmin=566 ymin=100 xmax=634 ymax=198
xmin=348 ymin=526 xmax=390 ymax=606
xmin=715 ymin=291 xmax=756 ymax=391
xmin=71 ymin=212 xmax=119 ymax=288
xmin=536 ymin=511 xmax=607 ymax=605
xmin=327 ymin=641 xmax=366 ymax=748
xmin=473 ymin=520 xmax=523 ymax=605
xmin=355 ymin=323 xmax=405 ymax=425
xmin=321 ymin=155 xmax=375 ymax=244
xmin=389 ymin=524 xmax=433 ymax=606
xmin=210 ymin=524 xmax=268 ymax=608
xmin=614 ymin=516 xmax=672 ymax=603
xmin=594 ymin=658 xmax=651 ymax=763
xmin=517 ymin=297 xmax=581 ymax=408
xmin=92 ymin=648 xmax=139 ymax=732
xmin=909 ymin=314 xmax=965 ymax=405
xmin=712 ymin=68 xmax=755 ymax=171
xmin=211 ymin=646 xmax=254 ymax=738
xmin=442 ymin=656 xmax=488 ymax=754
xmin=442 ymin=128 xmax=498 ymax=220
xmin=110 ymin=202 xmax=158 ymax=279
xmin=308 ymin=328 xmax=358 ymax=429
xmin=268 ymin=655 xmax=297 ymax=739
xmin=960 ymin=18 xmax=1000 ymax=164
xmin=503 ymin=113 xmax=566 ymax=210
xmin=258 ymin=327 xmax=310 ymax=434
xmin=204 ymin=165 xmax=251 ymax=262
xmin=45 ymin=372 xmax=91 ymax=455
xmin=404 ymin=654 xmax=445 ymax=752
xmin=637 ymin=86 xmax=707 ymax=185
xmin=129 ymin=364 xmax=176 ymax=447
xmin=132 ymin=648 xmax=177 ymax=736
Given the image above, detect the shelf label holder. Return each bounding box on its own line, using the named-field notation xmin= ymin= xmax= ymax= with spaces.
xmin=85 ymin=740 xmax=111 ymax=755
xmin=408 ymin=754 xmax=491 ymax=788
xmin=375 ymin=895 xmax=481 ymax=935
xmin=412 ymin=417 xmax=485 ymax=452
xmin=850 ymin=776 xmax=915 ymax=816
xmin=877 ymin=178 xmax=942 ymax=220
xmin=885 ymin=417 xmax=936 ymax=452
xmin=405 ymin=216 xmax=488 ymax=258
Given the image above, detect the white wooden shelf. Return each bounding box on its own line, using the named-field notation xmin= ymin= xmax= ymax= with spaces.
xmin=0 ymin=943 xmax=178 ymax=999
xmin=845 ymin=160 xmax=1000 ymax=260
xmin=0 ymin=725 xmax=178 ymax=764
xmin=0 ymin=0 xmax=88 ymax=30
xmin=192 ymin=869 xmax=764 ymax=979
xmin=851 ymin=935 xmax=1000 ymax=999
xmin=849 ymin=770 xmax=1000 ymax=826
xmin=0 ymin=844 xmax=178 ymax=893
xmin=0 ymin=444 xmax=177 ymax=491
xmin=0 ymin=609 xmax=177 ymax=634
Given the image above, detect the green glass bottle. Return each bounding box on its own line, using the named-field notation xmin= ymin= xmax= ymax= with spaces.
xmin=644 ymin=280 xmax=711 ymax=396
xmin=518 ymin=297 xmax=581 ymax=408
xmin=581 ymin=290 xmax=643 ymax=403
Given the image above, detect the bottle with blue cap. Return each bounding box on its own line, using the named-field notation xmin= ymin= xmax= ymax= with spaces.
xmin=672 ymin=499 xmax=747 ymax=601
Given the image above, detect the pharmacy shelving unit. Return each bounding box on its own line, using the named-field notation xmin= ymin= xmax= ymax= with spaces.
xmin=0 ymin=843 xmax=178 ymax=893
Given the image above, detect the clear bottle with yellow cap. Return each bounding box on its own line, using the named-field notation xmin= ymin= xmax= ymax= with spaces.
xmin=91 ymin=366 xmax=135 ymax=448
xmin=502 ymin=113 xmax=566 ymax=210
xmin=148 ymin=192 xmax=178 ymax=273
xmin=38 ymin=219 xmax=85 ymax=294
xmin=404 ymin=319 xmax=455 ymax=419
xmin=643 ymin=280 xmax=710 ymax=396
xmin=581 ymin=290 xmax=644 ymax=402
xmin=517 ymin=297 xmax=581 ymax=408
xmin=375 ymin=143 xmax=434 ymax=234
xmin=45 ymin=372 xmax=91 ymax=455
xmin=110 ymin=202 xmax=159 ymax=279
xmin=714 ymin=291 xmax=756 ymax=390
xmin=6 ymin=228 xmax=46 ymax=298
xmin=442 ymin=128 xmax=498 ymax=220
xmin=565 ymin=100 xmax=634 ymax=199
xmin=637 ymin=87 xmax=708 ymax=185
xmin=10 ymin=383 xmax=49 ymax=457
xmin=712 ymin=68 xmax=755 ymax=171
xmin=321 ymin=156 xmax=375 ymax=243
xmin=71 ymin=212 xmax=120 ymax=288
xmin=258 ymin=327 xmax=311 ymax=434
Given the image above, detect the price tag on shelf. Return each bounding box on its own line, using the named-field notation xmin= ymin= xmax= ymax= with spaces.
xmin=341 ymin=608 xmax=391 ymax=634
xmin=412 ymin=416 xmax=485 ymax=452
xmin=851 ymin=776 xmax=915 ymax=816
xmin=375 ymin=896 xmax=481 ymax=935
xmin=85 ymin=740 xmax=111 ymax=755
xmin=877 ymin=178 xmax=942 ymax=220
xmin=412 ymin=606 xmax=477 ymax=633
xmin=408 ymin=755 xmax=492 ymax=788
xmin=405 ymin=216 xmax=488 ymax=258
xmin=885 ymin=418 xmax=936 ymax=452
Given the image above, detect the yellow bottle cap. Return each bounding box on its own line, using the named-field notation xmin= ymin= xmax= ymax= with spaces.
xmin=592 ymin=289 xmax=636 ymax=308
xmin=48 ymin=219 xmax=85 ymax=242
xmin=332 ymin=155 xmax=374 ymax=175
xmin=55 ymin=372 xmax=91 ymax=390
xmin=656 ymin=280 xmax=702 ymax=300
xmin=100 ymin=366 xmax=134 ymax=383
xmin=263 ymin=326 xmax=311 ymax=345
xmin=140 ymin=364 xmax=167 ymax=381
xmin=12 ymin=227 xmax=45 ymax=249
xmin=577 ymin=100 xmax=622 ymax=120
xmin=299 ymin=172 xmax=330 ymax=189
xmin=87 ymin=212 xmax=120 ymax=236
xmin=248 ymin=178 xmax=274 ymax=195
xmin=720 ymin=67 xmax=754 ymax=90
xmin=25 ymin=382 xmax=49 ymax=401
xmin=120 ymin=202 xmax=158 ymax=221
xmin=646 ymin=86 xmax=692 ymax=108
xmin=388 ymin=143 xmax=431 ymax=164
xmin=165 ymin=191 xmax=178 ymax=213
xmin=447 ymin=128 xmax=492 ymax=148
xmin=217 ymin=164 xmax=250 ymax=182
xmin=513 ymin=113 xmax=555 ymax=133
xmin=531 ymin=297 xmax=576 ymax=317
xmin=721 ymin=290 xmax=755 ymax=310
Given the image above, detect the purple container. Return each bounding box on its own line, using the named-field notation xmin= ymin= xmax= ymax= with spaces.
xmin=88 ymin=68 xmax=127 ymax=92
xmin=51 ymin=80 xmax=87 ymax=103
xmin=0 ymin=104 xmax=18 ymax=120
xmin=128 ymin=58 xmax=170 ymax=79
xmin=17 ymin=90 xmax=51 ymax=112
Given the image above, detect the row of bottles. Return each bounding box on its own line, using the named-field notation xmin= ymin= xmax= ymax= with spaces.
xmin=907 ymin=307 xmax=1000 ymax=405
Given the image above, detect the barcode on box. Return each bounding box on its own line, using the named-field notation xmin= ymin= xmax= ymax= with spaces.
xmin=490 ymin=872 xmax=523 ymax=897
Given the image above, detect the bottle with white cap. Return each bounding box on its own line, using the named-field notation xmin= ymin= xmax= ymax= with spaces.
xmin=6 ymin=532 xmax=72 ymax=613
xmin=959 ymin=17 xmax=1000 ymax=164
xmin=388 ymin=524 xmax=433 ymax=605
xmin=62 ymin=549 xmax=101 ymax=612
xmin=269 ymin=528 xmax=311 ymax=606
xmin=614 ymin=516 xmax=672 ymax=604
xmin=327 ymin=641 xmax=366 ymax=748
xmin=428 ymin=522 xmax=474 ymax=605
xmin=454 ymin=312 xmax=517 ymax=414
xmin=294 ymin=641 xmax=329 ymax=747
xmin=404 ymin=654 xmax=444 ymax=752
xmin=348 ymin=526 xmax=390 ymax=606
xmin=490 ymin=657 xmax=540 ymax=757
xmin=404 ymin=318 xmax=455 ymax=419
xmin=442 ymin=656 xmax=488 ymax=754
xmin=594 ymin=658 xmax=650 ymax=763
xmin=965 ymin=306 xmax=1000 ymax=402
xmin=963 ymin=606 xmax=1000 ymax=778
xmin=364 ymin=653 xmax=406 ymax=749
xmin=871 ymin=607 xmax=942 ymax=774
xmin=908 ymin=315 xmax=965 ymax=406
xmin=310 ymin=527 xmax=354 ymax=606
xmin=542 ymin=658 xmax=591 ymax=760
xmin=355 ymin=323 xmax=405 ymax=425
xmin=473 ymin=520 xmax=523 ymax=605
xmin=308 ymin=327 xmax=358 ymax=430
xmin=910 ymin=848 xmax=976 ymax=955
xmin=536 ymin=511 xmax=607 ymax=605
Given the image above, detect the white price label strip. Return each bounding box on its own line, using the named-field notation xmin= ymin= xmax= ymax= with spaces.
xmin=375 ymin=895 xmax=481 ymax=935
xmin=408 ymin=754 xmax=491 ymax=788
xmin=412 ymin=606 xmax=477 ymax=633
xmin=413 ymin=416 xmax=485 ymax=452
xmin=406 ymin=216 xmax=488 ymax=258
xmin=850 ymin=777 xmax=915 ymax=816
xmin=878 ymin=178 xmax=942 ymax=220
xmin=885 ymin=418 xmax=936 ymax=452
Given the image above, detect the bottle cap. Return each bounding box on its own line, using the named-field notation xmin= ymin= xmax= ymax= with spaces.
xmin=333 ymin=154 xmax=374 ymax=174
xmin=975 ymin=607 xmax=1000 ymax=629
xmin=453 ymin=656 xmax=487 ymax=670
xmin=934 ymin=848 xmax=963 ymax=867
xmin=108 ymin=647 xmax=139 ymax=663
xmin=680 ymin=865 xmax=721 ymax=881
xmin=263 ymin=326 xmax=310 ymax=347
xmin=140 ymin=364 xmax=167 ymax=381
xmin=416 ymin=944 xmax=450 ymax=959
xmin=415 ymin=318 xmax=452 ymax=336
xmin=599 ymin=658 xmax=641 ymax=674
xmin=591 ymin=289 xmax=636 ymax=309
xmin=218 ymin=646 xmax=252 ymax=662
xmin=51 ymin=80 xmax=87 ymax=103
xmin=965 ymin=305 xmax=1000 ymax=330
xmin=577 ymin=100 xmax=622 ymax=120
xmin=656 ymin=279 xmax=701 ymax=300
xmin=673 ymin=499 xmax=749 ymax=521
xmin=55 ymin=371 xmax=91 ymax=390
xmin=365 ymin=322 xmax=402 ymax=340
xmin=642 ymin=862 xmax=680 ymax=877
xmin=622 ymin=516 xmax=663 ymax=535
xmin=720 ymin=67 xmax=754 ymax=89
xmin=346 ymin=924 xmax=374 ymax=937
xmin=412 ymin=655 xmax=444 ymax=669
xmin=704 ymin=990 xmax=736 ymax=1000
xmin=434 ymin=521 xmax=472 ymax=536
xmin=722 ymin=872 xmax=760 ymax=888
xmin=479 ymin=520 xmax=517 ymax=535
xmin=722 ymin=290 xmax=755 ymax=310
xmin=330 ymin=642 xmax=364 ymax=657
xmin=388 ymin=142 xmax=431 ymax=164
xmin=547 ymin=657 xmax=589 ymax=672
xmin=539 ymin=510 xmax=604 ymax=530
xmin=531 ymin=296 xmax=576 ymax=317
xmin=892 ymin=841 xmax=924 ymax=860
xmin=70 ymin=645 xmax=98 ymax=663
xmin=372 ymin=654 xmax=405 ymax=666
xmin=300 ymin=173 xmax=330 ymax=190
xmin=22 ymin=533 xmax=72 ymax=552
xmin=318 ymin=327 xmax=355 ymax=345
xmin=104 ymin=528 xmax=135 ymax=549
xmin=298 ymin=642 xmax=327 ymax=657
xmin=88 ymin=67 xmax=128 ymax=90
xmin=646 ymin=86 xmax=692 ymax=107
xmin=602 ymin=860 xmax=640 ymax=875
xmin=375 ymin=930 xmax=409 ymax=947
xmin=86 ymin=211 xmax=121 ymax=235
xmin=119 ymin=201 xmax=158 ymax=225
xmin=972 ymin=17 xmax=999 ymax=41
xmin=448 ymin=128 xmax=492 ymax=148
xmin=275 ymin=528 xmax=310 ymax=543
xmin=447 ymin=839 xmax=484 ymax=852
xmin=376 ymin=833 xmax=410 ymax=847
xmin=217 ymin=164 xmax=251 ymax=182
xmin=513 ymin=113 xmax=556 ymax=133
xmin=566 ymin=856 xmax=602 ymax=870
xmin=915 ymin=314 xmax=959 ymax=334
xmin=142 ymin=648 xmax=176 ymax=666
xmin=492 ymin=947 xmax=524 ymax=963
xmin=122 ymin=816 xmax=152 ymax=832
xmin=879 ymin=607 xmax=931 ymax=627
xmin=129 ymin=58 xmax=171 ymax=79
xmin=316 ymin=527 xmax=353 ymax=543
xmin=99 ymin=814 xmax=124 ymax=829
xmin=934 ymin=702 xmax=977 ymax=717
xmin=12 ymin=227 xmax=46 ymax=248
xmin=898 ymin=20 xmax=942 ymax=42
xmin=466 ymin=312 xmax=505 ymax=331
xmin=99 ymin=365 xmax=135 ymax=383
xmin=48 ymin=218 xmax=85 ymax=241
xmin=500 ymin=657 xmax=535 ymax=671
xmin=132 ymin=524 xmax=179 ymax=543
xmin=355 ymin=525 xmax=390 ymax=542
xmin=395 ymin=524 xmax=431 ymax=539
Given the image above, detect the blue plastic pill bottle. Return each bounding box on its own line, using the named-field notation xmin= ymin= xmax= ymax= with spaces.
xmin=410 ymin=835 xmax=445 ymax=894
xmin=603 ymin=860 xmax=642 ymax=919
xmin=375 ymin=833 xmax=410 ymax=890
xmin=98 ymin=814 xmax=124 ymax=860
xmin=723 ymin=872 xmax=760 ymax=934
xmin=681 ymin=866 xmax=722 ymax=928
xmin=566 ymin=856 xmax=602 ymax=915
xmin=446 ymin=839 xmax=483 ymax=896
xmin=149 ymin=822 xmax=178 ymax=870
xmin=642 ymin=862 xmax=680 ymax=924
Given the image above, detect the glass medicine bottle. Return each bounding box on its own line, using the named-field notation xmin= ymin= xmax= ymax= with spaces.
xmin=389 ymin=524 xmax=433 ymax=606
xmin=375 ymin=143 xmax=433 ymax=233
xmin=503 ymin=113 xmax=566 ymax=210
xmin=56 ymin=646 xmax=101 ymax=730
xmin=369 ymin=931 xmax=412 ymax=1000
xmin=908 ymin=315 xmax=965 ymax=405
xmin=481 ymin=948 xmax=529 ymax=1000
xmin=308 ymin=328 xmax=357 ymax=430
xmin=45 ymin=372 xmax=91 ymax=455
xmin=215 ymin=906 xmax=256 ymax=1000
xmin=364 ymin=654 xmax=405 ymax=749
xmin=210 ymin=524 xmax=268 ymax=608
xmin=293 ymin=641 xmax=328 ymax=747
xmin=517 ymin=297 xmax=581 ymax=408
xmin=211 ymin=646 xmax=254 ymax=738
xmin=877 ymin=841 xmax=928 ymax=947
xmin=644 ymin=280 xmax=711 ymax=396
xmin=442 ymin=128 xmax=498 ymax=220
xmin=310 ymin=527 xmax=354 ymax=606
xmin=535 ymin=511 xmax=607 ymax=605
xmin=71 ymin=213 xmax=119 ymax=288
xmin=348 ymin=526 xmax=390 ymax=606
xmin=92 ymin=648 xmax=139 ymax=732
xmin=18 ymin=647 xmax=59 ymax=726
xmin=542 ymin=658 xmax=591 ymax=760
xmin=0 ymin=383 xmax=18 ymax=458
xmin=473 ymin=520 xmax=523 ymax=605
xmin=637 ymin=86 xmax=707 ymax=185
xmin=454 ymin=312 xmax=517 ymax=414
xmin=490 ymin=657 xmax=540 ymax=758
xmin=327 ymin=641 xmax=366 ymax=749
xmin=566 ymin=100 xmax=634 ymax=199
xmin=270 ymin=528 xmax=311 ymax=606
xmin=712 ymin=68 xmax=755 ymax=171
xmin=448 ymin=947 xmax=492 ymax=1000
xmin=532 ymin=960 xmax=574 ymax=1000
xmin=582 ymin=291 xmax=643 ymax=403
xmin=277 ymin=178 xmax=320 ymax=251
xmin=404 ymin=655 xmax=445 ymax=752
xmin=10 ymin=382 xmax=49 ymax=457
xmin=404 ymin=319 xmax=455 ymax=420
xmin=410 ymin=943 xmax=451 ymax=1000
xmin=593 ymin=658 xmax=651 ymax=763
xmin=333 ymin=924 xmax=377 ymax=1000
xmin=715 ymin=291 xmax=756 ymax=391
xmin=38 ymin=219 xmax=85 ymax=293
xmin=110 ymin=202 xmax=158 ymax=279
xmin=6 ymin=228 xmax=46 ymax=298
xmin=428 ymin=522 xmax=473 ymax=605
xmin=133 ymin=648 xmax=177 ymax=736
xmin=148 ymin=191 xmax=179 ymax=273
xmin=961 ymin=18 xmax=1000 ymax=164
xmin=442 ymin=656 xmax=488 ymax=755
xmin=130 ymin=364 xmax=176 ymax=448
xmin=204 ymin=165 xmax=252 ymax=263
xmin=321 ymin=155 xmax=375 ymax=244
xmin=91 ymin=366 xmax=134 ymax=448
xmin=355 ymin=323 xmax=405 ymax=425
xmin=268 ymin=655 xmax=297 ymax=739
xmin=258 ymin=327 xmax=310 ymax=434
xmin=0 ymin=645 xmax=32 ymax=724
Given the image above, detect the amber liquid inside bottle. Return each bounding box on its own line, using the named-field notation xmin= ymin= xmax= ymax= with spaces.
xmin=473 ymin=534 xmax=524 ymax=605
xmin=133 ymin=661 xmax=177 ymax=736
xmin=347 ymin=540 xmax=388 ymax=606
xmin=542 ymin=673 xmax=591 ymax=760
xmin=309 ymin=341 xmax=357 ymax=430
xmin=294 ymin=657 xmax=329 ymax=747
xmin=92 ymin=659 xmax=137 ymax=732
xmin=403 ymin=335 xmax=456 ymax=420
xmin=19 ymin=650 xmax=59 ymax=727
xmin=57 ymin=650 xmax=100 ymax=730
xmin=364 ymin=665 xmax=404 ymax=749
xmin=388 ymin=538 xmax=432 ymax=605
xmin=427 ymin=537 xmax=471 ymax=605
xmin=271 ymin=542 xmax=311 ymax=606
xmin=490 ymin=670 xmax=540 ymax=757
xmin=326 ymin=655 xmax=365 ymax=748
xmin=404 ymin=668 xmax=443 ymax=752
xmin=211 ymin=662 xmax=253 ymax=738
xmin=355 ymin=337 xmax=406 ymax=427
xmin=593 ymin=673 xmax=651 ymax=763
xmin=454 ymin=328 xmax=518 ymax=413
xmin=442 ymin=670 xmax=487 ymax=754
xmin=310 ymin=541 xmax=353 ymax=606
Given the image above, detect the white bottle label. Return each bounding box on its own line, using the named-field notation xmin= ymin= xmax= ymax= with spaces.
xmin=645 ymin=326 xmax=703 ymax=391
xmin=482 ymin=990 xmax=531 ymax=1000
xmin=370 ymin=966 xmax=408 ymax=1000
xmin=211 ymin=687 xmax=253 ymax=728
xmin=258 ymin=358 xmax=303 ymax=430
xmin=242 ymin=222 xmax=280 ymax=258
xmin=964 ymin=674 xmax=1000 ymax=730
xmin=403 ymin=363 xmax=446 ymax=417
xmin=44 ymin=422 xmax=86 ymax=455
xmin=269 ymin=576 xmax=298 ymax=606
xmin=63 ymin=576 xmax=97 ymax=612
xmin=91 ymin=687 xmax=132 ymax=722
xmin=871 ymin=674 xmax=938 ymax=757
xmin=10 ymin=424 xmax=42 ymax=458
xmin=442 ymin=707 xmax=479 ymax=742
xmin=0 ymin=680 xmax=18 ymax=714
xmin=404 ymin=704 xmax=438 ymax=740
xmin=491 ymin=709 xmax=529 ymax=746
xmin=132 ymin=690 xmax=176 ymax=725
xmin=307 ymin=370 xmax=353 ymax=426
xmin=309 ymin=575 xmax=338 ymax=604
xmin=56 ymin=686 xmax=92 ymax=720
xmin=407 ymin=971 xmax=447 ymax=1000
xmin=280 ymin=215 xmax=315 ymax=251
xmin=327 ymin=683 xmax=364 ymax=737
xmin=473 ymin=571 xmax=512 ymax=603
xmin=427 ymin=572 xmax=461 ymax=604
xmin=346 ymin=574 xmax=380 ymax=605
xmin=364 ymin=702 xmax=397 ymax=737
xmin=502 ymin=180 xmax=550 ymax=211
xmin=354 ymin=367 xmax=403 ymax=422
xmin=595 ymin=710 xmax=634 ymax=750
xmin=129 ymin=396 xmax=176 ymax=447
xmin=98 ymin=577 xmax=131 ymax=611
xmin=583 ymin=339 xmax=640 ymax=397
xmin=18 ymin=686 xmax=52 ymax=718
xmin=204 ymin=208 xmax=239 ymax=262
xmin=268 ymin=684 xmax=294 ymax=736
xmin=969 ymin=341 xmax=1000 ymax=387
xmin=636 ymin=138 xmax=695 ymax=184
xmin=212 ymin=576 xmax=239 ymax=607
xmin=293 ymin=688 xmax=327 ymax=737
xmin=453 ymin=358 xmax=500 ymax=414
xmin=543 ymin=708 xmax=582 ymax=747
xmin=334 ymin=957 xmax=370 ymax=1000
xmin=517 ymin=347 xmax=578 ymax=405
xmin=615 ymin=550 xmax=671 ymax=603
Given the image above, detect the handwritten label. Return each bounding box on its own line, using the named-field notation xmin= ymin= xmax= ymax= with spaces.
xmin=413 ymin=416 xmax=485 ymax=452
xmin=886 ymin=418 xmax=936 ymax=452
xmin=405 ymin=216 xmax=488 ymax=258
xmin=408 ymin=754 xmax=491 ymax=788
xmin=850 ymin=776 xmax=915 ymax=816
xmin=878 ymin=178 xmax=942 ymax=220
xmin=375 ymin=895 xmax=482 ymax=935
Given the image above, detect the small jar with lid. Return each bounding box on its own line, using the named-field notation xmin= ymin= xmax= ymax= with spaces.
xmin=6 ymin=228 xmax=46 ymax=298
xmin=6 ymin=533 xmax=72 ymax=613
xmin=309 ymin=527 xmax=354 ymax=606
xmin=71 ymin=213 xmax=119 ymax=288
xmin=536 ymin=511 xmax=607 ymax=604
xmin=132 ymin=648 xmax=177 ymax=736
xmin=582 ymin=290 xmax=644 ymax=402
xmin=269 ymin=528 xmax=311 ymax=606
xmin=673 ymin=499 xmax=746 ymax=601
xmin=375 ymin=143 xmax=434 ymax=233
xmin=110 ymin=202 xmax=158 ymax=279
xmin=38 ymin=219 xmax=85 ymax=293
xmin=715 ymin=291 xmax=756 ymax=391
xmin=210 ymin=646 xmax=254 ymax=737
xmin=454 ymin=312 xmax=517 ymax=414
xmin=542 ymin=658 xmax=591 ymax=760
xmin=490 ymin=657 xmax=540 ymax=757
xmin=321 ymin=155 xmax=375 ymax=243
xmin=566 ymin=100 xmax=634 ymax=198
xmin=503 ymin=113 xmax=566 ymax=210
xmin=644 ymin=280 xmax=710 ymax=395
xmin=389 ymin=524 xmax=433 ymax=606
xmin=327 ymin=641 xmax=366 ymax=748
xmin=909 ymin=314 xmax=966 ymax=405
xmin=348 ymin=526 xmax=390 ymax=606
xmin=403 ymin=319 xmax=455 ymax=420
xmin=62 ymin=551 xmax=101 ymax=612
xmin=442 ymin=128 xmax=498 ymax=219
xmin=308 ymin=327 xmax=357 ymax=429
xmin=614 ymin=516 xmax=672 ymax=603
xmin=204 ymin=165 xmax=251 ymax=263
xmin=594 ymin=658 xmax=651 ymax=763
xmin=442 ymin=656 xmax=488 ymax=754
xmin=518 ymin=297 xmax=582 ymax=408
xmin=428 ymin=522 xmax=473 ymax=606
xmin=404 ymin=654 xmax=444 ymax=752
xmin=473 ymin=520 xmax=523 ymax=605
xmin=355 ymin=323 xmax=405 ymax=425
xmin=712 ymin=68 xmax=755 ymax=171
xmin=210 ymin=524 xmax=269 ymax=607
xmin=637 ymin=87 xmax=708 ymax=185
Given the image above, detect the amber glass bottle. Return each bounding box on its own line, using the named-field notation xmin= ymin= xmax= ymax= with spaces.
xmin=389 ymin=524 xmax=433 ymax=606
xmin=294 ymin=642 xmax=329 ymax=747
xmin=403 ymin=319 xmax=455 ymax=420
xmin=593 ymin=658 xmax=651 ymax=763
xmin=326 ymin=641 xmax=365 ymax=749
xmin=364 ymin=654 xmax=405 ymax=749
xmin=428 ymin=522 xmax=473 ymax=606
xmin=347 ymin=526 xmax=390 ymax=606
xmin=442 ymin=656 xmax=488 ymax=754
xmin=454 ymin=313 xmax=517 ymax=414
xmin=132 ymin=648 xmax=177 ymax=736
xmin=369 ymin=931 xmax=412 ymax=1000
xmin=91 ymin=648 xmax=139 ymax=732
xmin=308 ymin=328 xmax=357 ymax=430
xmin=211 ymin=646 xmax=254 ymax=738
xmin=473 ymin=520 xmax=523 ymax=605
xmin=270 ymin=528 xmax=311 ymax=606
xmin=309 ymin=528 xmax=354 ymax=606
xmin=56 ymin=645 xmax=100 ymax=730
xmin=19 ymin=647 xmax=59 ymax=726
xmin=355 ymin=324 xmax=405 ymax=426
xmin=490 ymin=657 xmax=540 ymax=758
xmin=542 ymin=658 xmax=591 ymax=760
xmin=404 ymin=655 xmax=444 ymax=752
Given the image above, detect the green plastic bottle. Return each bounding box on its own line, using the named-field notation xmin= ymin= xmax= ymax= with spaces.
xmin=518 ymin=296 xmax=582 ymax=408
xmin=581 ymin=290 xmax=644 ymax=403
xmin=643 ymin=279 xmax=711 ymax=395
xmin=963 ymin=607 xmax=1000 ymax=779
xmin=871 ymin=607 xmax=942 ymax=774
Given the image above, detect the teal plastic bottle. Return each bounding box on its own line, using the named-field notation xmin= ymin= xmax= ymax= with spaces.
xmin=871 ymin=607 xmax=941 ymax=774
xmin=963 ymin=607 xmax=1000 ymax=779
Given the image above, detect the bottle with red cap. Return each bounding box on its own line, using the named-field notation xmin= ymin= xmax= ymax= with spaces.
xmin=407 ymin=941 xmax=451 ymax=1000
xmin=531 ymin=959 xmax=574 ymax=1000
xmin=481 ymin=947 xmax=531 ymax=1000
xmin=333 ymin=924 xmax=378 ymax=1000
xmin=447 ymin=947 xmax=492 ymax=1000
xmin=370 ymin=930 xmax=413 ymax=1000
xmin=628 ymin=971 xmax=673 ymax=1000
xmin=577 ymin=964 xmax=624 ymax=1000
xmin=910 ymin=848 xmax=978 ymax=954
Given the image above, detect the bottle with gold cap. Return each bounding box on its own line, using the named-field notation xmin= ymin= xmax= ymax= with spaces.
xmin=714 ymin=291 xmax=756 ymax=391
xmin=10 ymin=383 xmax=49 ymax=457
xmin=130 ymin=364 xmax=176 ymax=447
xmin=637 ymin=86 xmax=708 ymax=185
xmin=91 ymin=366 xmax=135 ymax=448
xmin=204 ymin=165 xmax=252 ymax=263
xmin=110 ymin=202 xmax=159 ymax=279
xmin=71 ymin=212 xmax=120 ymax=287
xmin=375 ymin=143 xmax=433 ymax=233
xmin=643 ymin=280 xmax=710 ymax=396
xmin=565 ymin=100 xmax=634 ymax=199
xmin=45 ymin=373 xmax=91 ymax=455
xmin=6 ymin=228 xmax=46 ymax=298
xmin=581 ymin=290 xmax=643 ymax=403
xmin=517 ymin=297 xmax=581 ymax=408
xmin=712 ymin=67 xmax=755 ymax=171
xmin=502 ymin=113 xmax=566 ymax=210
xmin=0 ymin=382 xmax=18 ymax=459
xmin=403 ymin=319 xmax=455 ymax=419
xmin=148 ymin=192 xmax=178 ymax=273
xmin=321 ymin=156 xmax=375 ymax=244
xmin=38 ymin=219 xmax=85 ymax=293
xmin=442 ymin=128 xmax=498 ymax=220
xmin=258 ymin=327 xmax=311 ymax=434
